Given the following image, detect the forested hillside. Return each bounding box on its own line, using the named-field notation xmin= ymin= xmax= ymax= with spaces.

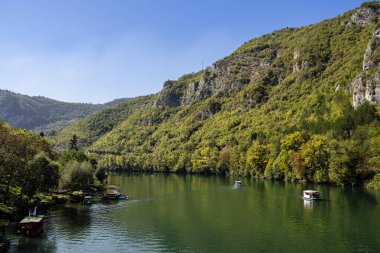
xmin=0 ymin=89 xmax=130 ymax=133
xmin=55 ymin=2 xmax=380 ymax=187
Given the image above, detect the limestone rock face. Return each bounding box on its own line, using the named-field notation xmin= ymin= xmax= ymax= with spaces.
xmin=154 ymin=44 xmax=279 ymax=107
xmin=182 ymin=82 xmax=197 ymax=105
xmin=351 ymin=29 xmax=380 ymax=108
xmin=351 ymin=73 xmax=380 ymax=108
xmin=363 ymin=29 xmax=380 ymax=71
xmin=347 ymin=5 xmax=380 ymax=27
xmin=293 ymin=60 xmax=309 ymax=73
xmin=153 ymin=80 xmax=184 ymax=108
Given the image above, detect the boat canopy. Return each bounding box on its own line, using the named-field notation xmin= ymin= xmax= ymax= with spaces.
xmin=105 ymin=185 xmax=119 ymax=190
xmin=19 ymin=216 xmax=44 ymax=224
xmin=304 ymin=190 xmax=319 ymax=194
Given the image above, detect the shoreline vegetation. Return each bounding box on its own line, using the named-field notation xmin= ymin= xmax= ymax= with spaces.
xmin=0 ymin=122 xmax=106 ymax=220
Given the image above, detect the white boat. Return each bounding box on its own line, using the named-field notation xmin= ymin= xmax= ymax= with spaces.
xmin=303 ymin=190 xmax=320 ymax=200
xmin=234 ymin=181 xmax=242 ymax=187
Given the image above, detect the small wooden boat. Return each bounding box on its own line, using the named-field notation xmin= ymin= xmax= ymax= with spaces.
xmin=70 ymin=190 xmax=85 ymax=203
xmin=103 ymin=185 xmax=121 ymax=200
xmin=83 ymin=196 xmax=92 ymax=205
xmin=303 ymin=190 xmax=320 ymax=200
xmin=19 ymin=215 xmax=45 ymax=236
xmin=116 ymin=195 xmax=128 ymax=200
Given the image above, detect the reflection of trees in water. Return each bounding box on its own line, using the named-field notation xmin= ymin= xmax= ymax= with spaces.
xmin=49 ymin=205 xmax=92 ymax=240
xmin=16 ymin=236 xmax=55 ymax=253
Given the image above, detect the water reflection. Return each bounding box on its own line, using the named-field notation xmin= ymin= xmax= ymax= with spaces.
xmin=16 ymin=236 xmax=55 ymax=253
xmin=303 ymin=199 xmax=315 ymax=209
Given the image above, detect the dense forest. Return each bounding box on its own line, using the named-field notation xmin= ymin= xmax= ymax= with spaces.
xmin=47 ymin=2 xmax=380 ymax=188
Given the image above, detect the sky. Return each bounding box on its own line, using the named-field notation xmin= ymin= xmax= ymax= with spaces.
xmin=0 ymin=0 xmax=369 ymax=103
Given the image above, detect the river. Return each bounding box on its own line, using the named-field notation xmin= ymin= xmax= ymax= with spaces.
xmin=4 ymin=173 xmax=380 ymax=252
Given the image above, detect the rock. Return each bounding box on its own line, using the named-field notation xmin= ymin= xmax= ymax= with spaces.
xmin=182 ymin=82 xmax=197 ymax=105
xmin=293 ymin=61 xmax=308 ymax=73
xmin=293 ymin=63 xmax=300 ymax=73
xmin=363 ymin=29 xmax=380 ymax=71
xmin=347 ymin=5 xmax=380 ymax=27
xmin=260 ymin=62 xmax=270 ymax=67
xmin=351 ymin=28 xmax=380 ymax=108
xmin=153 ymin=81 xmax=184 ymax=108
xmin=351 ymin=75 xmax=366 ymax=108
xmin=351 ymin=72 xmax=380 ymax=108
xmin=153 ymin=42 xmax=281 ymax=107
xmin=301 ymin=61 xmax=309 ymax=69
xmin=293 ymin=51 xmax=301 ymax=60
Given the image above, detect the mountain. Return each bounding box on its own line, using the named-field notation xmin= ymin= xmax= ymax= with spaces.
xmin=0 ymin=89 xmax=131 ymax=133
xmin=55 ymin=2 xmax=380 ymax=187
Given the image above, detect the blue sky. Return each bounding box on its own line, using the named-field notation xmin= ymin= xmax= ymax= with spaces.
xmin=0 ymin=0 xmax=368 ymax=103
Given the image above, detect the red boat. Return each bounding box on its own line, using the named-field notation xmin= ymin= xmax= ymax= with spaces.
xmin=19 ymin=215 xmax=45 ymax=236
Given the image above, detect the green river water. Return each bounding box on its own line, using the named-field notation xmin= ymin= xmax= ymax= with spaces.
xmin=4 ymin=173 xmax=380 ymax=252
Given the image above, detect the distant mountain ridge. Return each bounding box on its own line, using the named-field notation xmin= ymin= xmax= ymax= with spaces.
xmin=0 ymin=89 xmax=131 ymax=133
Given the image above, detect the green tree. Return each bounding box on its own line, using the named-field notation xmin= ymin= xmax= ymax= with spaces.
xmin=69 ymin=134 xmax=79 ymax=151
xmin=95 ymin=166 xmax=107 ymax=184
xmin=21 ymin=153 xmax=60 ymax=199
xmin=246 ymin=142 xmax=268 ymax=177
xmin=217 ymin=148 xmax=231 ymax=175
xmin=191 ymin=146 xmax=218 ymax=173
xmin=300 ymin=135 xmax=330 ymax=183
xmin=60 ymin=161 xmax=95 ymax=191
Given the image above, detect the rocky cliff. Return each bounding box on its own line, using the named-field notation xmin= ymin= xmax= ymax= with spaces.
xmin=351 ymin=27 xmax=380 ymax=108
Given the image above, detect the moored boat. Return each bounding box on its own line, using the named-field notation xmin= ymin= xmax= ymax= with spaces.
xmin=104 ymin=185 xmax=121 ymax=200
xmin=303 ymin=190 xmax=320 ymax=200
xmin=234 ymin=181 xmax=242 ymax=188
xmin=18 ymin=215 xmax=45 ymax=236
xmin=116 ymin=195 xmax=128 ymax=200
xmin=83 ymin=196 xmax=92 ymax=205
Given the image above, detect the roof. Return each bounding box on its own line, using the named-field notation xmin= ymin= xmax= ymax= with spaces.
xmin=19 ymin=215 xmax=45 ymax=224
xmin=105 ymin=185 xmax=119 ymax=190
xmin=303 ymin=190 xmax=319 ymax=193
